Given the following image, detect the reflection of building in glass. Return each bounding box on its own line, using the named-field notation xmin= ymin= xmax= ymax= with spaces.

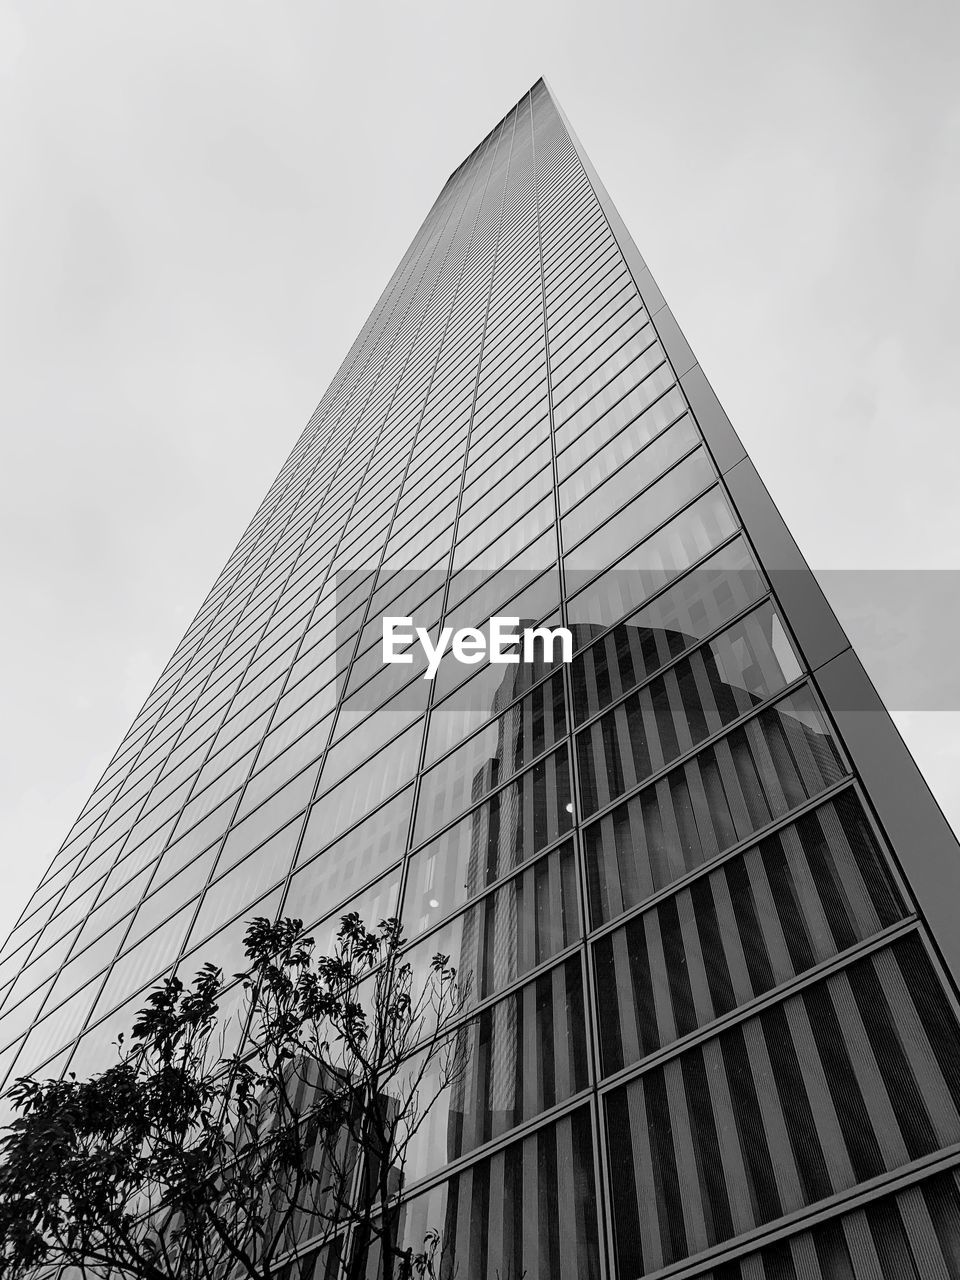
xmin=5 ymin=79 xmax=960 ymax=1279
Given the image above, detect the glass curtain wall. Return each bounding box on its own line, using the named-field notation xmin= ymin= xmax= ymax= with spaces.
xmin=3 ymin=80 xmax=960 ymax=1280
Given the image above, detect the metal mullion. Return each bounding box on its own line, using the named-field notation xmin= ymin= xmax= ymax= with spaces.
xmin=391 ymin=104 xmax=524 ymax=955
xmin=554 ymin=349 xmax=670 ymax=443
xmin=597 ymin=983 xmax=960 ymax=1280
xmin=587 ymin=776 xmax=859 ymax=953
xmin=327 ymin=127 xmax=516 ymax=1280
xmin=248 ymin=115 xmax=504 ymax=940
xmin=595 ymin=911 xmax=919 ymax=1099
xmin=538 ymin=182 xmax=600 ymax=229
xmin=549 ymin=277 xmax=637 ymax=360
xmin=543 ymin=227 xmax=620 ymax=299
xmin=541 ymin=219 xmax=613 ymax=290
xmin=472 ymin=320 xmax=546 ymax=401
xmin=536 ymin=117 xmax=958 ymax=1280
xmin=563 ymin=474 xmax=721 ymax=613
xmin=460 ymin=419 xmax=551 ymax=515
xmin=557 ymin=381 xmax=686 ymax=487
xmin=543 ymin=243 xmax=623 ymax=319
xmin=577 ymin=670 xmax=813 ymax=835
xmin=546 ymin=260 xmax=632 ymax=349
xmin=471 ymin=339 xmax=546 ymax=424
xmin=478 ymin=285 xmax=545 ymax=353
xmin=406 ymin=705 xmax=569 ymax=846
xmin=28 ymin=151 xmax=465 ymax=1082
xmin=551 ymin=306 xmax=650 ymax=403
xmin=527 ymin=88 xmax=612 ymax=1280
xmin=457 ymin=380 xmax=549 ymax=475
xmin=360 ymin=1080 xmax=596 ymax=1219
xmin=403 ymin=819 xmax=576 ymax=947
xmin=461 ymin=394 xmax=549 ymax=474
xmin=457 ymin=445 xmax=553 ymax=541
xmin=542 ymin=241 xmax=622 ymax=320
xmin=561 ymin=432 xmax=702 ymax=561
xmin=186 ymin=173 xmax=482 ymax=872
xmin=572 ymin=591 xmax=779 ymax=739
xmin=550 ymin=293 xmax=645 ymax=385
xmin=552 ymin=323 xmax=658 ymax=422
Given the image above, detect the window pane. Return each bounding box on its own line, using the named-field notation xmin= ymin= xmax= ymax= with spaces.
xmin=402 ymin=955 xmax=588 ymax=1182
xmin=564 ymin=449 xmax=714 ymax=575
xmin=363 ymin=1105 xmax=600 ymax=1280
xmin=288 ymin=790 xmax=412 ymax=928
xmin=594 ymin=791 xmax=906 ymax=1076
xmin=416 ymin=673 xmax=567 ymax=835
xmin=584 ymin=685 xmax=847 ymax=926
xmin=576 ymin=606 xmax=802 ymax=817
xmin=571 ymin=535 xmax=765 ymax=720
xmin=403 ymin=839 xmax=580 ymax=1008
xmin=566 ymin=486 xmax=739 ymax=633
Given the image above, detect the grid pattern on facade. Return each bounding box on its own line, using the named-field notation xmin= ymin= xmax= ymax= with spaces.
xmin=2 ymin=80 xmax=960 ymax=1279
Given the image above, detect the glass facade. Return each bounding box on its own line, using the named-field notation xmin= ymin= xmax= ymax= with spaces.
xmin=3 ymin=79 xmax=960 ymax=1278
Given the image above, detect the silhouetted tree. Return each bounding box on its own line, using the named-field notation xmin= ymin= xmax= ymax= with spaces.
xmin=0 ymin=913 xmax=469 ymax=1280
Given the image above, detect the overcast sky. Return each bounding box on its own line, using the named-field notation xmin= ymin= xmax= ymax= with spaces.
xmin=1 ymin=0 xmax=959 ymax=947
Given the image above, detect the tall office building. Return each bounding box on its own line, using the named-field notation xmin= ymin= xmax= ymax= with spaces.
xmin=3 ymin=79 xmax=960 ymax=1279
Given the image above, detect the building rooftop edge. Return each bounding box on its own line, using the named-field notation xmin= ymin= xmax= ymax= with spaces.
xmin=441 ymin=76 xmax=551 ymax=189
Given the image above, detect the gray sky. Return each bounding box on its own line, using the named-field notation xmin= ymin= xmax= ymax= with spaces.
xmin=1 ymin=0 xmax=959 ymax=946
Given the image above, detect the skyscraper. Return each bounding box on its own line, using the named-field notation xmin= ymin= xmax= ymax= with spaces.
xmin=3 ymin=76 xmax=960 ymax=1277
